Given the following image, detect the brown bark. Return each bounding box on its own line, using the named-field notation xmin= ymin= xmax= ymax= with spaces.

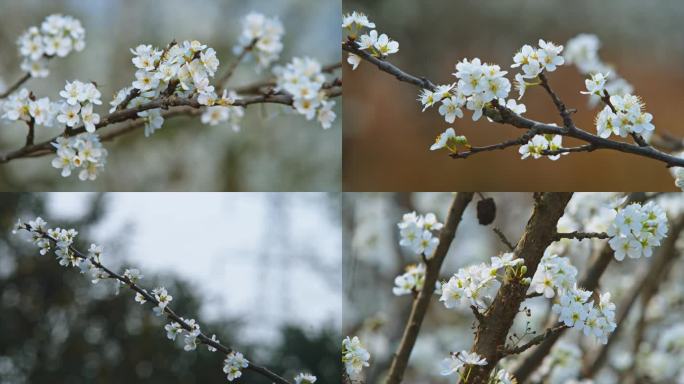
xmin=467 ymin=192 xmax=573 ymax=384
xmin=385 ymin=192 xmax=474 ymax=384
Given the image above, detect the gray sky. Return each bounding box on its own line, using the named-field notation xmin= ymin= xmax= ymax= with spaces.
xmin=46 ymin=193 xmax=341 ymax=344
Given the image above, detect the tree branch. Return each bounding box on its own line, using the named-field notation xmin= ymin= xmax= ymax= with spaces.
xmin=503 ymin=324 xmax=569 ymax=356
xmin=466 ymin=193 xmax=572 ymax=384
xmin=0 ymin=73 xmax=32 ymax=100
xmin=27 ymin=227 xmax=291 ymax=384
xmin=538 ymin=72 xmax=576 ymax=131
xmin=512 ymin=193 xmax=653 ymax=382
xmin=346 ymin=44 xmax=684 ymax=168
xmin=0 ymin=85 xmax=341 ymax=164
xmin=384 ymin=192 xmax=474 ymax=384
xmin=581 ymin=215 xmax=684 ymax=378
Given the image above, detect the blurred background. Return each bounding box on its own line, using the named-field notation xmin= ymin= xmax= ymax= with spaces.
xmin=0 ymin=0 xmax=341 ymax=191
xmin=343 ymin=0 xmax=684 ymax=191
xmin=0 ymin=192 xmax=341 ymax=383
xmin=344 ymin=192 xmax=684 ymax=383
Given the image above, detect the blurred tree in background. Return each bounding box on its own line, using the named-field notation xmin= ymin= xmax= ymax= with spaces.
xmin=0 ymin=194 xmax=340 ymax=383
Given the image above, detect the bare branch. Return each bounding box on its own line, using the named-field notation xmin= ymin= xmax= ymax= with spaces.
xmin=216 ymin=38 xmax=258 ymax=92
xmin=385 ymin=192 xmax=474 ymax=384
xmin=492 ymin=227 xmax=516 ymax=252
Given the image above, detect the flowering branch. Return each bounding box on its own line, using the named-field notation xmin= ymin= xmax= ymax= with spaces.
xmin=464 ymin=192 xmax=573 ymax=383
xmin=13 ymin=219 xmax=294 ymax=384
xmin=344 ymin=40 xmax=684 ymax=168
xmin=384 ymin=192 xmax=474 ymax=384
xmin=0 ymin=84 xmax=341 ymax=164
xmin=1 ymin=13 xmax=342 ymax=181
xmin=581 ymin=215 xmax=684 ymax=378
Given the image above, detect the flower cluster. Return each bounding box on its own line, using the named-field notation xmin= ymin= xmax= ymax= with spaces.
xmin=429 ymin=127 xmax=469 ymax=153
xmin=16 ymin=14 xmax=85 ymax=78
xmin=530 ymin=252 xmax=578 ymax=298
xmin=13 ymin=218 xmax=110 ymax=285
xmin=2 ymin=88 xmax=59 ymax=127
xmin=607 ymin=202 xmax=668 ymax=260
xmin=233 ymin=12 xmax=284 ymax=70
xmin=519 ymin=133 xmax=566 ymax=161
xmin=564 ymin=34 xmax=633 ymax=107
xmin=439 ymin=350 xmax=487 ymax=377
xmin=392 ymin=263 xmax=426 ymax=296
xmin=439 ymin=253 xmax=525 ymax=310
xmin=595 ymin=94 xmax=654 ymax=139
xmin=342 ymin=336 xmax=370 ymax=377
xmin=200 ymin=90 xmax=245 ymax=131
xmin=51 ymin=133 xmax=108 ymax=181
xmin=342 ymin=11 xmax=398 ymax=70
xmin=274 ymin=57 xmax=337 ymax=128
xmin=111 ymin=40 xmax=233 ymax=137
xmin=223 ymin=351 xmax=249 ymax=381
xmin=152 ymin=287 xmax=173 ymax=316
xmin=294 ymin=373 xmax=317 ymax=384
xmin=397 ymin=211 xmax=443 ymax=257
xmin=552 ymin=286 xmax=617 ymax=344
xmin=450 ymin=58 xmax=512 ymax=121
xmin=57 ymin=80 xmax=102 ymax=132
xmin=511 ymin=39 xmax=564 ymax=98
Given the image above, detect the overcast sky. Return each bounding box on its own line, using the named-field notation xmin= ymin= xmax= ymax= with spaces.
xmin=46 ymin=193 xmax=341 ymax=344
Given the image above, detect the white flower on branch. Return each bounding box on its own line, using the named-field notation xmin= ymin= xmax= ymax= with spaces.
xmin=2 ymin=89 xmax=32 ymax=122
xmin=397 ymin=211 xmax=443 ymax=257
xmin=50 ymin=133 xmax=107 ymax=180
xmin=440 ymin=253 xmax=524 ymax=311
xmin=16 ymin=14 xmax=85 ymax=78
xmin=134 ymin=292 xmax=147 ymax=305
xmin=234 ymin=12 xmax=284 ymax=71
xmin=294 ymin=372 xmax=317 ymax=384
xmin=152 ymin=287 xmax=173 ymax=316
xmin=164 ymin=321 xmax=183 ymax=341
xmin=223 ymin=351 xmax=249 ymax=381
xmin=439 ymin=350 xmax=487 ymax=377
xmin=607 ymin=201 xmax=668 ymax=260
xmin=342 ymin=336 xmax=370 ymax=377
xmin=274 ymin=57 xmax=336 ymax=129
xmin=392 ymin=263 xmax=426 ymax=296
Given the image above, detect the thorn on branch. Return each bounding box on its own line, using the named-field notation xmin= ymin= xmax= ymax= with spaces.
xmin=503 ymin=324 xmax=568 ymax=356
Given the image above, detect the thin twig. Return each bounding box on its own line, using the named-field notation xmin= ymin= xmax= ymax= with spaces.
xmin=385 ymin=193 xmax=474 ymax=384
xmin=503 ymin=324 xmax=569 ymax=356
xmin=552 ymin=231 xmax=610 ymax=241
xmin=216 ymin=39 xmax=258 ymax=92
xmin=492 ymin=227 xmax=516 ymax=251
xmin=538 ymin=72 xmax=576 ymax=131
xmin=25 ymin=227 xmax=291 ymax=384
xmin=0 ymin=73 xmax=32 ymax=99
